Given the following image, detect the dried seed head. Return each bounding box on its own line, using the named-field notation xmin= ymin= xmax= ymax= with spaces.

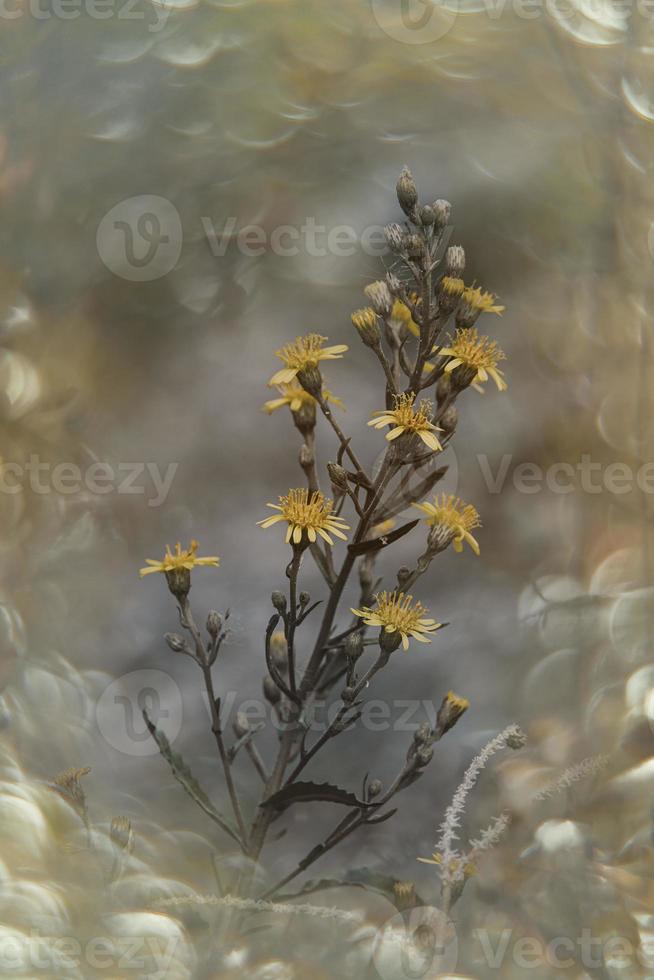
xmin=385 ymin=223 xmax=406 ymax=254
xmin=431 ymin=199 xmax=452 ymax=227
xmin=271 ymin=591 xmax=287 ymax=614
xmin=263 ymin=675 xmax=281 ymax=705
xmin=506 ymin=727 xmax=527 ymax=750
xmin=436 ymin=691 xmax=470 ymax=735
xmin=165 ymin=632 xmax=187 ymax=653
xmin=110 ymin=816 xmax=134 ymax=853
xmin=206 ymin=611 xmax=222 ymax=639
xmin=327 ymin=461 xmax=349 ymax=494
xmin=368 ymin=778 xmax=383 ymax=799
xmin=351 ymin=307 xmax=381 ymax=348
xmin=396 ymin=166 xmax=418 ymax=216
xmin=446 ymin=245 xmax=466 ymax=277
xmin=364 ymin=280 xmax=393 ymax=317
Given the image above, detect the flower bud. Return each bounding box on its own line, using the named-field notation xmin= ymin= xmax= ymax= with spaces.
xmin=363 ymin=281 xmax=393 ymax=318
xmin=206 ymin=610 xmax=222 ymax=639
xmin=327 ymin=461 xmax=349 ymax=494
xmin=270 ymin=630 xmax=288 ymax=669
xmin=368 ymin=778 xmax=383 ymax=799
xmin=164 ymin=632 xmax=187 ymax=654
xmin=436 ymin=691 xmax=470 ymax=735
xmin=437 ymin=275 xmax=465 ymax=314
xmin=446 ymin=245 xmax=465 ymax=277
xmin=440 ymin=405 xmax=458 ymax=435
xmin=397 ymin=566 xmax=412 ymax=589
xmin=414 ymin=721 xmax=432 ymax=744
xmin=271 ymin=592 xmax=287 ymax=614
xmin=431 ymin=199 xmax=452 ymax=227
xmin=110 ymin=816 xmax=134 ymax=853
xmin=341 ymin=686 xmax=357 ymax=704
xmin=436 ymin=374 xmax=452 ymax=405
xmin=299 ymin=591 xmax=311 ymax=608
xmin=263 ymin=675 xmax=281 ymax=705
xmin=420 ymin=204 xmax=436 ymax=226
xmin=385 ymin=223 xmax=406 ymax=254
xmin=405 ymin=234 xmax=423 ymax=260
xmin=351 ymin=307 xmax=381 ymax=348
xmin=233 ymin=712 xmax=250 ymax=737
xmin=455 ymin=299 xmax=481 ymax=329
xmin=393 ymin=881 xmax=417 ymax=911
xmin=396 ymin=166 xmax=418 ymax=216
xmin=344 ymin=631 xmax=364 ymax=661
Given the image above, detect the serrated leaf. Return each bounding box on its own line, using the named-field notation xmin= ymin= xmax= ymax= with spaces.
xmin=260 ymin=780 xmax=371 ymax=812
xmin=348 ymin=519 xmax=420 ymax=556
xmin=143 ymin=710 xmax=241 ymax=845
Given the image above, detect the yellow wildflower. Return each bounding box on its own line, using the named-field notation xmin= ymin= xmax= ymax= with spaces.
xmin=351 ymin=591 xmax=442 ymax=652
xmin=268 ymin=334 xmax=348 ymax=387
xmin=368 ymin=393 xmax=443 ymax=452
xmin=438 ymin=328 xmax=507 ymax=391
xmin=140 ymin=540 xmax=220 ymax=578
xmin=462 ymin=285 xmax=505 ymax=315
xmin=262 ymin=381 xmax=343 ymax=415
xmin=257 ymin=488 xmax=350 ymax=546
xmin=413 ymin=493 xmax=481 ymax=555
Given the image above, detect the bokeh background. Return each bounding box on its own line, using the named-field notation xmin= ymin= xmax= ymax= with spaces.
xmin=1 ymin=0 xmax=654 ymax=976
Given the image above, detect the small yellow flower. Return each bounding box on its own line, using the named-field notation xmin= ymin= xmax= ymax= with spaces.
xmin=440 ymin=276 xmax=465 ymax=298
xmin=262 ymin=381 xmax=344 ymax=415
xmin=462 ymin=285 xmax=505 ymax=315
xmin=413 ymin=493 xmax=482 ymax=555
xmin=437 ymin=328 xmax=507 ymax=392
xmin=351 ymin=591 xmax=442 ymax=652
xmin=417 ymin=852 xmax=476 ymax=877
xmin=268 ymin=334 xmax=348 ymax=387
xmin=140 ymin=540 xmax=220 ymax=578
xmin=368 ymin=393 xmax=443 ymax=452
xmin=437 ymin=690 xmax=470 ymax=734
xmin=257 ymin=488 xmax=350 ymax=546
